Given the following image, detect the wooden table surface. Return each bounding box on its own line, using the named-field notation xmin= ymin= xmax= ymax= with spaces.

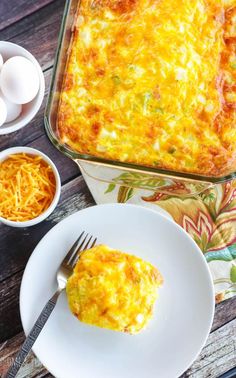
xmin=0 ymin=1 xmax=236 ymax=377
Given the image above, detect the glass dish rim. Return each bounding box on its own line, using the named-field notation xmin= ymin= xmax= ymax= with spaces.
xmin=44 ymin=0 xmax=236 ymax=185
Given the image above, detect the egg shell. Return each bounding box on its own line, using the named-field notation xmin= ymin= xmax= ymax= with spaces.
xmin=0 ymin=56 xmax=40 ymax=104
xmin=0 ymin=97 xmax=7 ymax=126
xmin=0 ymin=54 xmax=3 ymax=70
xmin=0 ymin=90 xmax=22 ymax=123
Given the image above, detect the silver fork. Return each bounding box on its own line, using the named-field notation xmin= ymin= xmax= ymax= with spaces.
xmin=5 ymin=231 xmax=97 ymax=378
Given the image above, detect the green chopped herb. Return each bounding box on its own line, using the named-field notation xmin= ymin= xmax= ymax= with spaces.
xmin=230 ymin=62 xmax=236 ymax=70
xmin=111 ymin=75 xmax=121 ymax=85
xmin=124 ymin=79 xmax=136 ymax=88
xmin=185 ymin=160 xmax=194 ymax=167
xmin=143 ymin=92 xmax=152 ymax=100
xmin=128 ymin=64 xmax=136 ymax=71
xmin=168 ymin=146 xmax=176 ymax=154
xmin=154 ymin=107 xmax=164 ymax=114
xmin=132 ymin=103 xmax=139 ymax=112
xmin=142 ymin=92 xmax=152 ymax=114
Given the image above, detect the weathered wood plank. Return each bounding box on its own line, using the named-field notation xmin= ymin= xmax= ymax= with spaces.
xmin=0 ymin=1 xmax=67 ymax=152
xmin=212 ymin=295 xmax=236 ymax=332
xmin=0 ymin=0 xmax=64 ymax=71
xmin=219 ymin=365 xmax=236 ymax=378
xmin=0 ymin=272 xmax=23 ymax=344
xmin=219 ymin=368 xmax=236 ymax=378
xmin=0 ymin=0 xmax=55 ymax=32
xmin=182 ymin=319 xmax=236 ymax=378
xmin=0 ymin=0 xmax=78 ymax=185
xmin=0 ymin=333 xmax=49 ymax=378
xmin=0 ymin=0 xmax=79 ymax=185
xmin=0 ymin=176 xmax=94 ymax=284
xmin=1 ymin=320 xmax=235 ymax=378
xmin=0 ymin=176 xmax=95 ymax=342
xmin=0 ymin=0 xmax=64 ymax=68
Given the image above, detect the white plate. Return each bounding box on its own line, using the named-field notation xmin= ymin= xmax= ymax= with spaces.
xmin=20 ymin=204 xmax=214 ymax=378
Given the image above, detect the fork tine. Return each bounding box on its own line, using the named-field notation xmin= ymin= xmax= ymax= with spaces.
xmin=68 ymin=233 xmax=89 ymax=266
xmin=83 ymin=235 xmax=93 ymax=250
xmin=91 ymin=238 xmax=97 ymax=248
xmin=71 ymin=236 xmax=97 ymax=267
xmin=70 ymin=233 xmax=90 ymax=267
xmin=62 ymin=231 xmax=85 ymax=266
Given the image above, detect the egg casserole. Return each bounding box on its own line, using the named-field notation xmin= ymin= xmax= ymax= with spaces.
xmin=58 ymin=0 xmax=236 ymax=177
xmin=66 ymin=245 xmax=163 ymax=334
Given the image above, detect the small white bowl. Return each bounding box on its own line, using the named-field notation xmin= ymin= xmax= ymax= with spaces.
xmin=0 ymin=147 xmax=61 ymax=227
xmin=0 ymin=41 xmax=45 ymax=135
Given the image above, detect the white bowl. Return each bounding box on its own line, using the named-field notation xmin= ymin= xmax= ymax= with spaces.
xmin=0 ymin=147 xmax=61 ymax=227
xmin=0 ymin=41 xmax=45 ymax=135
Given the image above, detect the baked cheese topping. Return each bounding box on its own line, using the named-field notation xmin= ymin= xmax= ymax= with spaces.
xmin=66 ymin=245 xmax=163 ymax=334
xmin=58 ymin=0 xmax=236 ymax=177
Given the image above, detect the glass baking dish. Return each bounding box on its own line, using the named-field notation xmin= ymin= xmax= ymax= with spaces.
xmin=45 ymin=0 xmax=236 ymax=197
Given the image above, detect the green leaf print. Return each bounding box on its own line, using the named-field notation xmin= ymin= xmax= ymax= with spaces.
xmin=117 ymin=186 xmax=134 ymax=203
xmin=112 ymin=172 xmax=167 ymax=190
xmin=230 ymin=265 xmax=236 ymax=283
xmin=105 ymin=183 xmax=116 ymax=194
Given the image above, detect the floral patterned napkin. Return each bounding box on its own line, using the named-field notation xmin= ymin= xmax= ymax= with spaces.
xmin=82 ymin=170 xmax=236 ymax=303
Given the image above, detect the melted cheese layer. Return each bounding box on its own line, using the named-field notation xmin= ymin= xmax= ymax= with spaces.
xmin=66 ymin=245 xmax=163 ymax=334
xmin=58 ymin=0 xmax=236 ymax=177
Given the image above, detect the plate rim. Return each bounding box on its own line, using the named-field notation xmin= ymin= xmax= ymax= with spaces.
xmin=20 ymin=203 xmax=215 ymax=378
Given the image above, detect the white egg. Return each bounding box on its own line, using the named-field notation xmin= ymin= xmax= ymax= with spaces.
xmin=0 ymin=54 xmax=3 ymax=71
xmin=0 ymin=97 xmax=7 ymax=126
xmin=0 ymin=56 xmax=40 ymax=104
xmin=0 ymin=90 xmax=22 ymax=123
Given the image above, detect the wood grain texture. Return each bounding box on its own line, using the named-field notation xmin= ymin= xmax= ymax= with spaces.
xmin=0 ymin=176 xmax=94 ymax=283
xmin=0 ymin=0 xmax=65 ymax=71
xmin=0 ymin=0 xmax=78 ymax=186
xmin=1 ymin=320 xmax=235 ymax=378
xmin=0 ymin=0 xmax=55 ymax=31
xmin=0 ymin=1 xmax=65 ymax=152
xmin=212 ymin=296 xmax=236 ymax=332
xmin=182 ymin=320 xmax=236 ymax=378
xmin=0 ymin=176 xmax=94 ymax=342
xmin=0 ymin=273 xmax=23 ymax=344
xmin=0 ymin=333 xmax=49 ymax=378
xmin=0 ymin=0 xmax=64 ymax=173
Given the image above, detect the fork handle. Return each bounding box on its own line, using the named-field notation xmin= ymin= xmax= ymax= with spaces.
xmin=5 ymin=289 xmax=62 ymax=378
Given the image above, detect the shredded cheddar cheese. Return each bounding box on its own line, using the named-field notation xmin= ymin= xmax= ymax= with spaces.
xmin=0 ymin=153 xmax=56 ymax=222
xmin=58 ymin=0 xmax=236 ymax=177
